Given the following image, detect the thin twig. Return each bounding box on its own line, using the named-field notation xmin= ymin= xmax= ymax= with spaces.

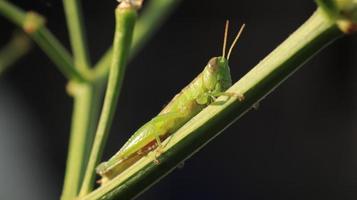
xmin=79 ymin=2 xmax=139 ymax=196
xmin=92 ymin=0 xmax=181 ymax=80
xmin=63 ymin=0 xmax=91 ymax=70
xmin=60 ymin=0 xmax=94 ymax=199
xmin=0 ymin=31 xmax=31 ymax=75
xmin=0 ymin=0 xmax=86 ymax=81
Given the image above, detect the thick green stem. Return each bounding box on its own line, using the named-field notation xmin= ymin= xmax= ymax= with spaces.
xmin=60 ymin=83 xmax=101 ymax=200
xmin=79 ymin=4 xmax=137 ymax=196
xmin=92 ymin=0 xmax=181 ymax=80
xmin=80 ymin=9 xmax=343 ymax=200
xmin=316 ymin=0 xmax=357 ymax=33
xmin=63 ymin=0 xmax=91 ymax=71
xmin=0 ymin=32 xmax=31 ymax=75
xmin=0 ymin=0 xmax=86 ymax=81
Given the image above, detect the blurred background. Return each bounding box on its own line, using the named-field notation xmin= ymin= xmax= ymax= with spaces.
xmin=0 ymin=0 xmax=357 ymax=199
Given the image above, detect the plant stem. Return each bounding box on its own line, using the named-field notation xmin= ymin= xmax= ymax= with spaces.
xmin=80 ymin=8 xmax=344 ymax=200
xmin=61 ymin=83 xmax=101 ymax=200
xmin=60 ymin=1 xmax=94 ymax=199
xmin=92 ymin=0 xmax=181 ymax=80
xmin=32 ymin=27 xmax=86 ymax=81
xmin=131 ymin=0 xmax=181 ymax=56
xmin=316 ymin=0 xmax=357 ymax=33
xmin=63 ymin=0 xmax=91 ymax=71
xmin=0 ymin=0 xmax=86 ymax=81
xmin=0 ymin=0 xmax=25 ymax=26
xmin=79 ymin=4 xmax=138 ymax=196
xmin=0 ymin=31 xmax=31 ymax=75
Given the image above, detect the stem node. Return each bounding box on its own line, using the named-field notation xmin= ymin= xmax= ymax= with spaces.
xmin=118 ymin=0 xmax=144 ymax=9
xmin=23 ymin=11 xmax=45 ymax=34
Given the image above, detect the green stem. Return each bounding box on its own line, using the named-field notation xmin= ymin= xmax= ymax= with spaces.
xmin=0 ymin=0 xmax=25 ymax=26
xmin=92 ymin=0 xmax=181 ymax=80
xmin=63 ymin=0 xmax=91 ymax=71
xmin=0 ymin=31 xmax=31 ymax=75
xmin=61 ymin=83 xmax=101 ymax=200
xmin=80 ymin=9 xmax=343 ymax=200
xmin=131 ymin=0 xmax=181 ymax=56
xmin=79 ymin=4 xmax=137 ymax=196
xmin=0 ymin=0 xmax=86 ymax=81
xmin=60 ymin=1 xmax=94 ymax=199
xmin=316 ymin=0 xmax=357 ymax=33
xmin=32 ymin=27 xmax=86 ymax=81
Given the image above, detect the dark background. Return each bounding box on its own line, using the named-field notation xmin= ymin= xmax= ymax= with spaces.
xmin=0 ymin=0 xmax=356 ymax=199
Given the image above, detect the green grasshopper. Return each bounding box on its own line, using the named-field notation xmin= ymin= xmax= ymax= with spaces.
xmin=96 ymin=21 xmax=245 ymax=184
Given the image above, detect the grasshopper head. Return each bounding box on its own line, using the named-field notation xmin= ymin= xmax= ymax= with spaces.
xmin=203 ymin=21 xmax=245 ymax=93
xmin=203 ymin=56 xmax=232 ymax=92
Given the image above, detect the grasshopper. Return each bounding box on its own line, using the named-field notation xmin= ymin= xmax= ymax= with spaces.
xmin=97 ymin=21 xmax=245 ymax=184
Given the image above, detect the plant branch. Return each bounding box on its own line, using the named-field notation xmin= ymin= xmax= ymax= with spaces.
xmin=0 ymin=0 xmax=25 ymax=26
xmin=79 ymin=3 xmax=138 ymax=196
xmin=60 ymin=1 xmax=94 ymax=199
xmin=32 ymin=27 xmax=86 ymax=81
xmin=316 ymin=0 xmax=357 ymax=33
xmin=60 ymin=83 xmax=101 ymax=200
xmin=0 ymin=31 xmax=31 ymax=75
xmin=80 ymin=8 xmax=344 ymax=200
xmin=0 ymin=0 xmax=86 ymax=81
xmin=63 ymin=0 xmax=91 ymax=71
xmin=92 ymin=0 xmax=181 ymax=80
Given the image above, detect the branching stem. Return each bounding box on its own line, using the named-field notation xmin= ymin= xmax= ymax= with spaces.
xmin=0 ymin=0 xmax=86 ymax=81
xmin=79 ymin=4 xmax=138 ymax=196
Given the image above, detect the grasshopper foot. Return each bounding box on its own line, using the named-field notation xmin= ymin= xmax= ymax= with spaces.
xmin=237 ymin=93 xmax=245 ymax=101
xmin=153 ymin=145 xmax=163 ymax=165
xmin=221 ymin=92 xmax=245 ymax=101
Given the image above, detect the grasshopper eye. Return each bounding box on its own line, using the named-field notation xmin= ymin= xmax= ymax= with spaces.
xmin=208 ymin=57 xmax=220 ymax=72
xmin=208 ymin=57 xmax=218 ymax=66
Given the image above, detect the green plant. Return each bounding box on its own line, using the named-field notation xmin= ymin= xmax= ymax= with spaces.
xmin=0 ymin=0 xmax=355 ymax=199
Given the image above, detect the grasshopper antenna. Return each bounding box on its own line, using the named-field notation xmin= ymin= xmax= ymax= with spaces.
xmin=227 ymin=23 xmax=245 ymax=60
xmin=222 ymin=20 xmax=229 ymax=59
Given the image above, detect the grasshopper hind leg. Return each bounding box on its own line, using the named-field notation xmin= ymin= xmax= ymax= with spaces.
xmin=153 ymin=132 xmax=163 ymax=164
xmin=147 ymin=112 xmax=184 ymax=164
xmin=145 ymin=123 xmax=165 ymax=165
